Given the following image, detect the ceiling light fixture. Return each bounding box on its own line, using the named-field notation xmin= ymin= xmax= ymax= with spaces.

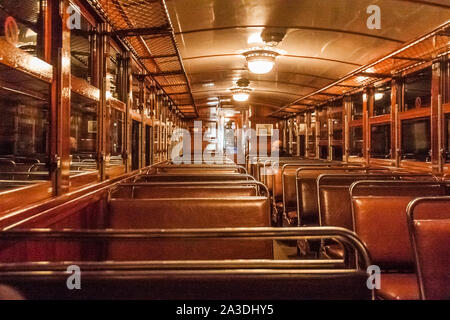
xmin=243 ymin=47 xmax=280 ymax=74
xmin=229 ymin=78 xmax=252 ymax=102
xmin=375 ymin=92 xmax=384 ymax=101
xmin=231 ymin=87 xmax=251 ymax=102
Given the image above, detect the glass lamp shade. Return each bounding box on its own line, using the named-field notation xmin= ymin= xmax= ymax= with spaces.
xmin=244 ymin=49 xmax=279 ymax=74
xmin=233 ymin=92 xmax=250 ymax=102
xmin=247 ymin=57 xmax=275 ymax=74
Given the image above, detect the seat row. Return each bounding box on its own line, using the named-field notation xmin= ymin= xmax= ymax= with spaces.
xmin=0 ymin=161 xmax=374 ymax=299
xmin=250 ymin=156 xmax=449 ymax=300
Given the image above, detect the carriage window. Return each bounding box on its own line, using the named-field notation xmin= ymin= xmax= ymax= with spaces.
xmin=70 ymin=8 xmax=95 ymax=84
xmin=401 ymin=118 xmax=431 ymax=162
xmin=331 ymin=111 xmax=342 ymax=140
xmin=403 ymin=67 xmax=432 ymax=111
xmin=307 ymin=114 xmax=316 ymax=157
xmin=108 ymin=108 xmax=124 ymax=166
xmin=70 ymin=93 xmax=98 ymax=173
xmin=318 ymin=110 xmax=328 ymax=141
xmin=319 ymin=146 xmax=328 ymax=159
xmin=0 ymin=0 xmax=44 ymax=58
xmin=107 ymin=44 xmax=121 ymax=100
xmin=349 ymin=126 xmax=363 ymax=157
xmin=371 ymin=123 xmax=391 ymax=159
xmin=351 ymin=93 xmax=363 ymax=120
xmin=132 ymin=61 xmax=142 ymax=110
xmin=0 ymin=82 xmax=50 ymax=188
xmin=373 ymin=85 xmax=391 ymax=116
xmin=332 ymin=146 xmax=343 ymax=161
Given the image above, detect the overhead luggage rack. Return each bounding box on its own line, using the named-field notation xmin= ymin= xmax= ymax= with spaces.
xmin=88 ymin=0 xmax=197 ymax=117
xmin=272 ymin=21 xmax=450 ymax=117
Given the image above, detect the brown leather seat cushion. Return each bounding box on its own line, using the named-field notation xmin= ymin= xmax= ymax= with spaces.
xmin=377 ymin=274 xmax=419 ymax=300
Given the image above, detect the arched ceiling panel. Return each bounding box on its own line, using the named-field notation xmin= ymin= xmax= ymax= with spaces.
xmin=165 ymin=0 xmax=450 ymax=117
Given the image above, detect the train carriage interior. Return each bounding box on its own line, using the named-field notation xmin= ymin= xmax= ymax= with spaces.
xmin=0 ymin=0 xmax=448 ymax=302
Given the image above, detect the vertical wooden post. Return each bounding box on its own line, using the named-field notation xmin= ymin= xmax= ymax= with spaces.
xmin=98 ymin=23 xmax=108 ymax=180
xmin=363 ymin=88 xmax=371 ymax=165
xmin=327 ymin=108 xmax=333 ymax=161
xmin=305 ymin=112 xmax=311 ymax=158
xmin=287 ymin=118 xmax=293 ymax=155
xmin=343 ymin=96 xmax=351 ymax=163
xmin=296 ymin=115 xmax=301 ymax=156
xmin=315 ymin=109 xmax=320 ymax=159
xmin=124 ymin=51 xmax=132 ymax=172
xmin=391 ymin=78 xmax=400 ymax=167
xmin=431 ymin=60 xmax=443 ymax=175
xmin=50 ymin=0 xmax=71 ymax=195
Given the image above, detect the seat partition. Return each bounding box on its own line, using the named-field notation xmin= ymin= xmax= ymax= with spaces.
xmin=407 ymin=196 xmax=450 ymax=300
xmin=316 ymin=173 xmax=437 ymax=260
xmin=318 ymin=173 xmax=437 ymax=229
xmin=350 ymin=180 xmax=449 ymax=300
xmin=292 ymin=166 xmax=381 ymax=227
xmin=107 ymin=196 xmax=272 ymax=260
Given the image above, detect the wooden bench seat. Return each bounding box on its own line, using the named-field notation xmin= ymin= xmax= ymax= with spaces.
xmin=317 ymin=174 xmax=436 ymax=259
xmin=350 ymin=181 xmax=449 ymax=300
xmin=407 ymin=196 xmax=450 ymax=300
xmin=292 ymin=166 xmax=378 ymax=227
xmin=108 ymin=197 xmax=272 ymax=260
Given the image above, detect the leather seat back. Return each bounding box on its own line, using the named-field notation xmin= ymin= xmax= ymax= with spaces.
xmin=318 ymin=174 xmax=432 ymax=229
xmin=108 ymin=197 xmax=272 ymax=260
xmin=296 ymin=167 xmax=368 ymax=224
xmin=277 ymin=161 xmax=345 ymax=206
xmin=351 ymin=182 xmax=447 ymax=270
xmin=408 ymin=197 xmax=450 ymax=300
xmin=271 ymin=160 xmax=331 ymax=201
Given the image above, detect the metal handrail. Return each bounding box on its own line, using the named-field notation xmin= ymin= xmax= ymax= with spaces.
xmin=0 ymin=227 xmax=371 ymax=270
xmin=113 ymin=180 xmax=270 ymax=197
xmin=134 ymin=173 xmax=256 ymax=183
xmin=150 ymin=164 xmax=248 ymax=175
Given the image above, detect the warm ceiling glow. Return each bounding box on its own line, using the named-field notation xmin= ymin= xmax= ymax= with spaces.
xmin=247 ymin=33 xmax=264 ymax=45
xmin=233 ymin=92 xmax=250 ymax=102
xmin=375 ymin=92 xmax=384 ymax=100
xmin=243 ymin=48 xmax=280 ymax=74
xmin=229 ymin=79 xmax=252 ymax=102
xmin=247 ymin=57 xmax=275 ymax=74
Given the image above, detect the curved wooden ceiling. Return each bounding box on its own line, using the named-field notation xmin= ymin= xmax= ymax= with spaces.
xmin=165 ymin=0 xmax=450 ymax=117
